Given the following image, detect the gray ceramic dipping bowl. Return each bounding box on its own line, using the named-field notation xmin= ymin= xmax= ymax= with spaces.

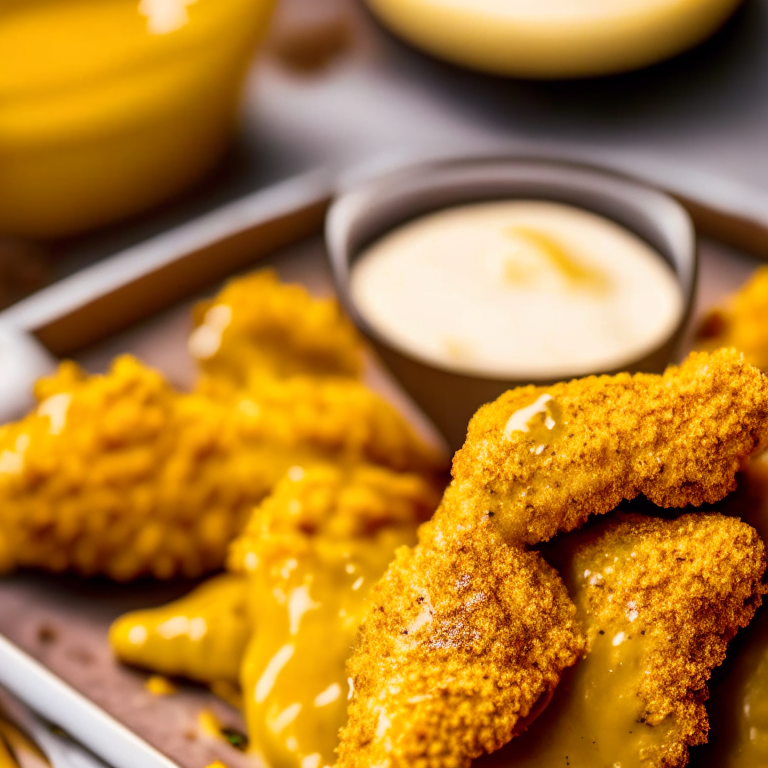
xmin=326 ymin=157 xmax=698 ymax=453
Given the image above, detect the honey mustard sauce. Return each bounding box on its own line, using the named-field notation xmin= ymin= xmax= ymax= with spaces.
xmin=502 ymin=391 xmax=563 ymax=446
xmin=242 ymin=531 xmax=413 ymax=768
xmin=0 ymin=0 xmax=275 ymax=238
xmin=485 ymin=631 xmax=673 ymax=768
xmin=482 ymin=528 xmax=679 ymax=768
xmin=109 ymin=573 xmax=251 ymax=685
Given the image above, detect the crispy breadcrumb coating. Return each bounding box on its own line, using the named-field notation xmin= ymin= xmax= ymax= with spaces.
xmin=190 ymin=269 xmax=364 ymax=389
xmin=0 ymin=356 xmax=441 ymax=580
xmin=0 ymin=356 xmax=262 ymax=579
xmin=228 ymin=463 xmax=440 ymax=574
xmin=453 ymin=349 xmax=768 ymax=545
xmin=337 ymin=484 xmax=585 ymax=768
xmin=190 ymin=270 xmax=446 ymax=476
xmin=218 ymin=374 xmax=446 ymax=477
xmin=526 ymin=513 xmax=766 ymax=768
xmin=696 ymin=266 xmax=768 ymax=371
xmin=337 ymin=350 xmax=768 ymax=768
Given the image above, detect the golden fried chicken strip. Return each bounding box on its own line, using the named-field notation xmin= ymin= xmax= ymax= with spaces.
xmin=696 ymin=266 xmax=768 ymax=371
xmin=0 ymin=356 xmax=441 ymax=580
xmin=190 ymin=271 xmax=445 ymax=476
xmin=337 ymin=350 xmax=768 ymax=768
xmin=453 ymin=349 xmax=768 ymax=545
xmin=493 ymin=513 xmax=766 ymax=768
xmin=0 ymin=356 xmax=264 ymax=579
xmin=337 ymin=485 xmax=585 ymax=768
xmin=228 ymin=463 xmax=440 ymax=573
xmin=190 ymin=269 xmax=364 ymax=392
xmin=106 ymin=463 xmax=437 ymax=764
xmin=230 ymin=465 xmax=439 ymax=768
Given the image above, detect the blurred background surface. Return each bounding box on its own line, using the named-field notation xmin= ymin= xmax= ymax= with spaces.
xmin=3 ymin=0 xmax=768 ymax=311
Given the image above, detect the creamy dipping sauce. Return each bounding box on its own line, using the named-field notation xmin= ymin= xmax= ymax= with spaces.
xmin=350 ymin=201 xmax=683 ymax=379
xmin=366 ymin=0 xmax=742 ymax=77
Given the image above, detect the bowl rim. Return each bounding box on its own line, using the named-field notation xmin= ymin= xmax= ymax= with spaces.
xmin=326 ymin=154 xmax=698 ymax=384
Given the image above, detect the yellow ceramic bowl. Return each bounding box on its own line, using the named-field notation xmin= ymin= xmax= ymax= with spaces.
xmin=0 ymin=0 xmax=275 ymax=239
xmin=365 ymin=0 xmax=743 ymax=78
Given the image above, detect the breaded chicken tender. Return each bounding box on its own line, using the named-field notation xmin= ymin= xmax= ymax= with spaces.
xmin=337 ymin=484 xmax=585 ymax=768
xmin=191 ymin=270 xmax=445 ymax=476
xmin=696 ymin=266 xmax=768 ymax=371
xmin=107 ymin=464 xmax=438 ymax=766
xmin=337 ymin=350 xmax=768 ymax=768
xmin=499 ymin=513 xmax=766 ymax=768
xmin=0 ymin=356 xmax=262 ymax=579
xmin=0 ymin=356 xmax=440 ymax=580
xmin=190 ymin=269 xmax=364 ymax=393
xmin=219 ymin=374 xmax=445 ymax=477
xmin=228 ymin=463 xmax=440 ymax=573
xmin=453 ymin=348 xmax=768 ymax=545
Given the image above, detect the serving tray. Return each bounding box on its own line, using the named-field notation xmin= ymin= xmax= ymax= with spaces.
xmin=0 ymin=196 xmax=761 ymax=767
